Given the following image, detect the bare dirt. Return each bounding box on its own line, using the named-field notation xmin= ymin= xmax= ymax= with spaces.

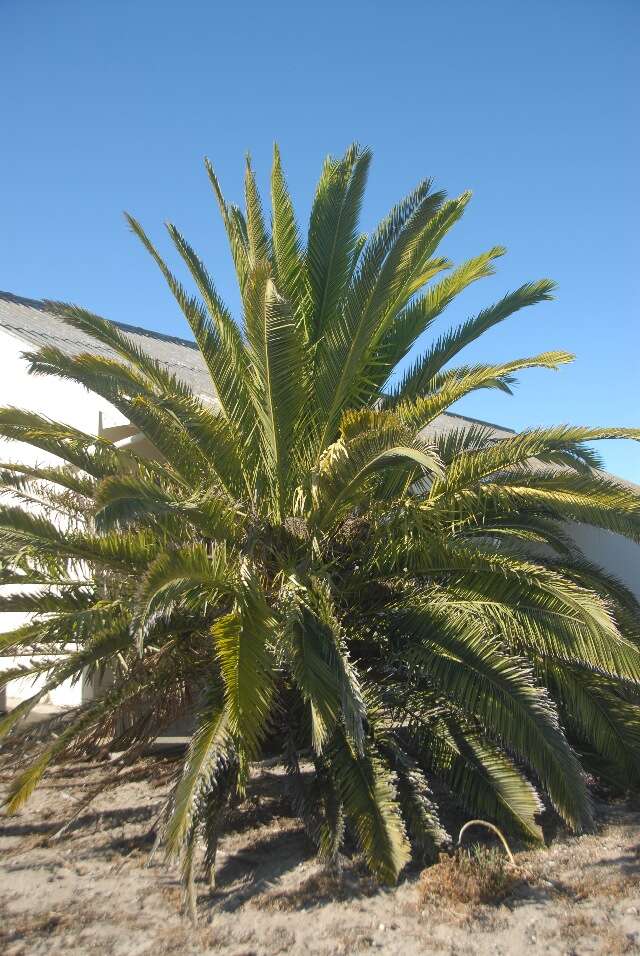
xmin=1 ymin=755 xmax=639 ymax=955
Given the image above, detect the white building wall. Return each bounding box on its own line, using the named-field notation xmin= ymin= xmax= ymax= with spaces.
xmin=568 ymin=522 xmax=640 ymax=599
xmin=0 ymin=328 xmax=128 ymax=709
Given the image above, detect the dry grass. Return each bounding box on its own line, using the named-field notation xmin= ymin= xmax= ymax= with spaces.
xmin=566 ymin=871 xmax=640 ymax=902
xmin=331 ymin=926 xmax=376 ymax=954
xmin=543 ymin=912 xmax=639 ymax=955
xmin=0 ymin=909 xmax=74 ymax=948
xmin=418 ymin=846 xmax=521 ymax=907
xmin=599 ymin=932 xmax=640 ymax=956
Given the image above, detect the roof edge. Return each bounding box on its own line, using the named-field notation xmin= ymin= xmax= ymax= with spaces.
xmin=0 ymin=290 xmax=199 ymax=352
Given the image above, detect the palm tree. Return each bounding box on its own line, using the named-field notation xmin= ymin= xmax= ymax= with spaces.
xmin=1 ymin=144 xmax=640 ymax=913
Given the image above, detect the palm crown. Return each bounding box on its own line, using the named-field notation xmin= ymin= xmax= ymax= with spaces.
xmin=1 ymin=144 xmax=640 ymax=911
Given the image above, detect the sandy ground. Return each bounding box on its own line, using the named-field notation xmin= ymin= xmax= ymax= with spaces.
xmin=1 ymin=754 xmax=640 ymax=956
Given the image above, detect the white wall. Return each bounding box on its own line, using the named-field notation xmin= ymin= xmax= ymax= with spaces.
xmin=569 ymin=522 xmax=640 ymax=599
xmin=0 ymin=328 xmax=128 ymax=709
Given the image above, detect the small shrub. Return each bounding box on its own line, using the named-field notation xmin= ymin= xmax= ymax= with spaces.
xmin=419 ymin=846 xmax=517 ymax=907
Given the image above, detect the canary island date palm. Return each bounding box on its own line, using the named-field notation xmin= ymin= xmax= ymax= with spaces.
xmin=1 ymin=145 xmax=640 ymax=912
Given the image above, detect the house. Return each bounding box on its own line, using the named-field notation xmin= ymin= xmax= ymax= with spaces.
xmin=1 ymin=290 xmax=638 ymax=711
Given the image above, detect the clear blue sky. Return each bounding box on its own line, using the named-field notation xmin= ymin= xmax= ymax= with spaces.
xmin=2 ymin=0 xmax=638 ymax=480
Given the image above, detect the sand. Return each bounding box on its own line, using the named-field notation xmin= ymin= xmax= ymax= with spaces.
xmin=1 ymin=754 xmax=639 ymax=955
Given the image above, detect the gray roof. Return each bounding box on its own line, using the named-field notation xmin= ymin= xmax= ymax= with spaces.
xmin=0 ymin=291 xmax=213 ymax=396
xmin=0 ymin=289 xmax=514 ymax=439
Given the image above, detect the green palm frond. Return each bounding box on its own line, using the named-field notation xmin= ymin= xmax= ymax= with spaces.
xmin=278 ymin=577 xmax=366 ymax=753
xmin=212 ymin=563 xmax=276 ymax=777
xmin=380 ymin=739 xmax=448 ymax=861
xmin=23 ymin=347 xmax=208 ymax=484
xmin=0 ymin=623 xmax=130 ymax=745
xmin=425 ymin=721 xmax=544 ymax=841
xmin=204 ymin=158 xmax=251 ymax=297
xmin=476 ymin=469 xmax=640 ymax=541
xmin=162 ymin=688 xmax=230 ymax=858
xmin=395 ymin=351 xmax=574 ymax=432
xmin=94 ymin=473 xmax=237 ymax=540
xmin=244 ymin=277 xmax=307 ymax=515
xmin=0 ymin=504 xmax=157 ymax=570
xmin=244 ymin=154 xmax=271 ymax=265
xmin=0 ymin=462 xmax=96 ymax=497
xmin=307 ymin=145 xmax=371 ymax=350
xmin=396 ymin=598 xmax=592 ymax=830
xmin=430 ymin=426 xmax=640 ymax=498
xmin=329 ymin=731 xmax=410 ymax=884
xmin=46 ymin=300 xmax=192 ymax=397
xmin=311 ymin=418 xmax=442 ymax=529
xmin=270 ymin=145 xmax=308 ymax=315
xmin=378 ymin=242 xmax=503 ymax=396
xmin=0 ymin=406 xmax=122 ymax=479
xmin=132 ymin=543 xmax=234 ymax=648
xmin=371 ymin=536 xmax=639 ymax=681
xmin=395 ymin=280 xmax=557 ymax=401
xmin=547 ymin=665 xmax=640 ymax=787
xmin=314 ymin=184 xmax=448 ymax=446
